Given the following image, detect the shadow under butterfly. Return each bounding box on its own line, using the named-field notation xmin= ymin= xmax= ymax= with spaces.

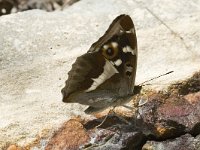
xmin=61 ymin=14 xmax=142 ymax=114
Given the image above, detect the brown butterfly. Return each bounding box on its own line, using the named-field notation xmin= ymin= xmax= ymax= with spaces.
xmin=61 ymin=14 xmax=140 ymax=114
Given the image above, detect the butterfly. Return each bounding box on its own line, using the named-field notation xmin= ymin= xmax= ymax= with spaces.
xmin=61 ymin=14 xmax=141 ymax=114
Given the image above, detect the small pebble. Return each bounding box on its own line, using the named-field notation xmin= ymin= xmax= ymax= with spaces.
xmin=7 ymin=145 xmax=17 ymax=150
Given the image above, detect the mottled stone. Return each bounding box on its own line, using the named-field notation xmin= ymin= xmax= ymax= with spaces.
xmin=138 ymin=72 xmax=200 ymax=139
xmin=7 ymin=145 xmax=18 ymax=150
xmin=81 ymin=115 xmax=145 ymax=150
xmin=45 ymin=119 xmax=90 ymax=150
xmin=142 ymin=134 xmax=200 ymax=150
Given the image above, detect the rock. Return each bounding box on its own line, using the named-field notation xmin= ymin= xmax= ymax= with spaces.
xmin=46 ymin=116 xmax=146 ymax=150
xmin=0 ymin=0 xmax=200 ymax=149
xmin=45 ymin=119 xmax=90 ymax=150
xmin=7 ymin=145 xmax=18 ymax=150
xmin=0 ymin=0 xmax=79 ymax=16
xmin=84 ymin=130 xmax=144 ymax=150
xmin=138 ymin=72 xmax=200 ymax=139
xmin=142 ymin=134 xmax=200 ymax=150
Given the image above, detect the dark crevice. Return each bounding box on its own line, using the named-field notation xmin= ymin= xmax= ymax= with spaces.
xmin=190 ymin=122 xmax=200 ymax=137
xmin=135 ymin=122 xmax=199 ymax=149
xmin=146 ymin=121 xmax=187 ymax=141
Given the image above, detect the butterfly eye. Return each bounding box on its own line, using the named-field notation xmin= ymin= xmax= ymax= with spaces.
xmin=102 ymin=42 xmax=118 ymax=59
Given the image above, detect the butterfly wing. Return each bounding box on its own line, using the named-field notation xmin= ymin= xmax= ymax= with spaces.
xmin=61 ymin=14 xmax=137 ymax=113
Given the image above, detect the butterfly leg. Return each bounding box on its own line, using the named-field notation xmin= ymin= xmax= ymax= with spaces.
xmin=121 ymin=104 xmax=134 ymax=110
xmin=110 ymin=107 xmax=132 ymax=125
xmin=132 ymin=94 xmax=149 ymax=129
xmin=95 ymin=108 xmax=114 ymax=128
xmin=96 ymin=106 xmax=132 ymax=128
xmin=135 ymin=98 xmax=148 ymax=119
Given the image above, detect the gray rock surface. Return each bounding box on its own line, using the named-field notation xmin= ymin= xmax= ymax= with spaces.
xmin=143 ymin=134 xmax=200 ymax=150
xmin=0 ymin=0 xmax=200 ymax=148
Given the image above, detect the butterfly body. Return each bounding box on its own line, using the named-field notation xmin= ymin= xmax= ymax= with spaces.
xmin=62 ymin=14 xmax=138 ymax=114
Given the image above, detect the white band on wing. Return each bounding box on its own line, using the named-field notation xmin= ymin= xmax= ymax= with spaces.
xmin=85 ymin=59 xmax=118 ymax=92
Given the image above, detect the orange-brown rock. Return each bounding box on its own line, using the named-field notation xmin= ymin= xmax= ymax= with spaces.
xmin=45 ymin=119 xmax=90 ymax=150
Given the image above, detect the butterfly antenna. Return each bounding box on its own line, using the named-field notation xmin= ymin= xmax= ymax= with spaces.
xmin=138 ymin=71 xmax=174 ymax=86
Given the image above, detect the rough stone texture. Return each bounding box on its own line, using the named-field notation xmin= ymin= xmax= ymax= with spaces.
xmin=84 ymin=130 xmax=144 ymax=150
xmin=46 ymin=116 xmax=146 ymax=150
xmin=0 ymin=0 xmax=200 ymax=149
xmin=0 ymin=0 xmax=79 ymax=16
xmin=138 ymin=72 xmax=200 ymax=140
xmin=45 ymin=119 xmax=90 ymax=150
xmin=7 ymin=145 xmax=18 ymax=150
xmin=142 ymin=134 xmax=200 ymax=150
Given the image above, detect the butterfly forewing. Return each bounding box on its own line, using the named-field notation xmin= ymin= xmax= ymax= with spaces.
xmin=61 ymin=14 xmax=138 ymax=113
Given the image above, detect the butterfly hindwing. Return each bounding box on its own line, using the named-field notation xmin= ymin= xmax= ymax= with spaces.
xmin=62 ymin=14 xmax=137 ymax=113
